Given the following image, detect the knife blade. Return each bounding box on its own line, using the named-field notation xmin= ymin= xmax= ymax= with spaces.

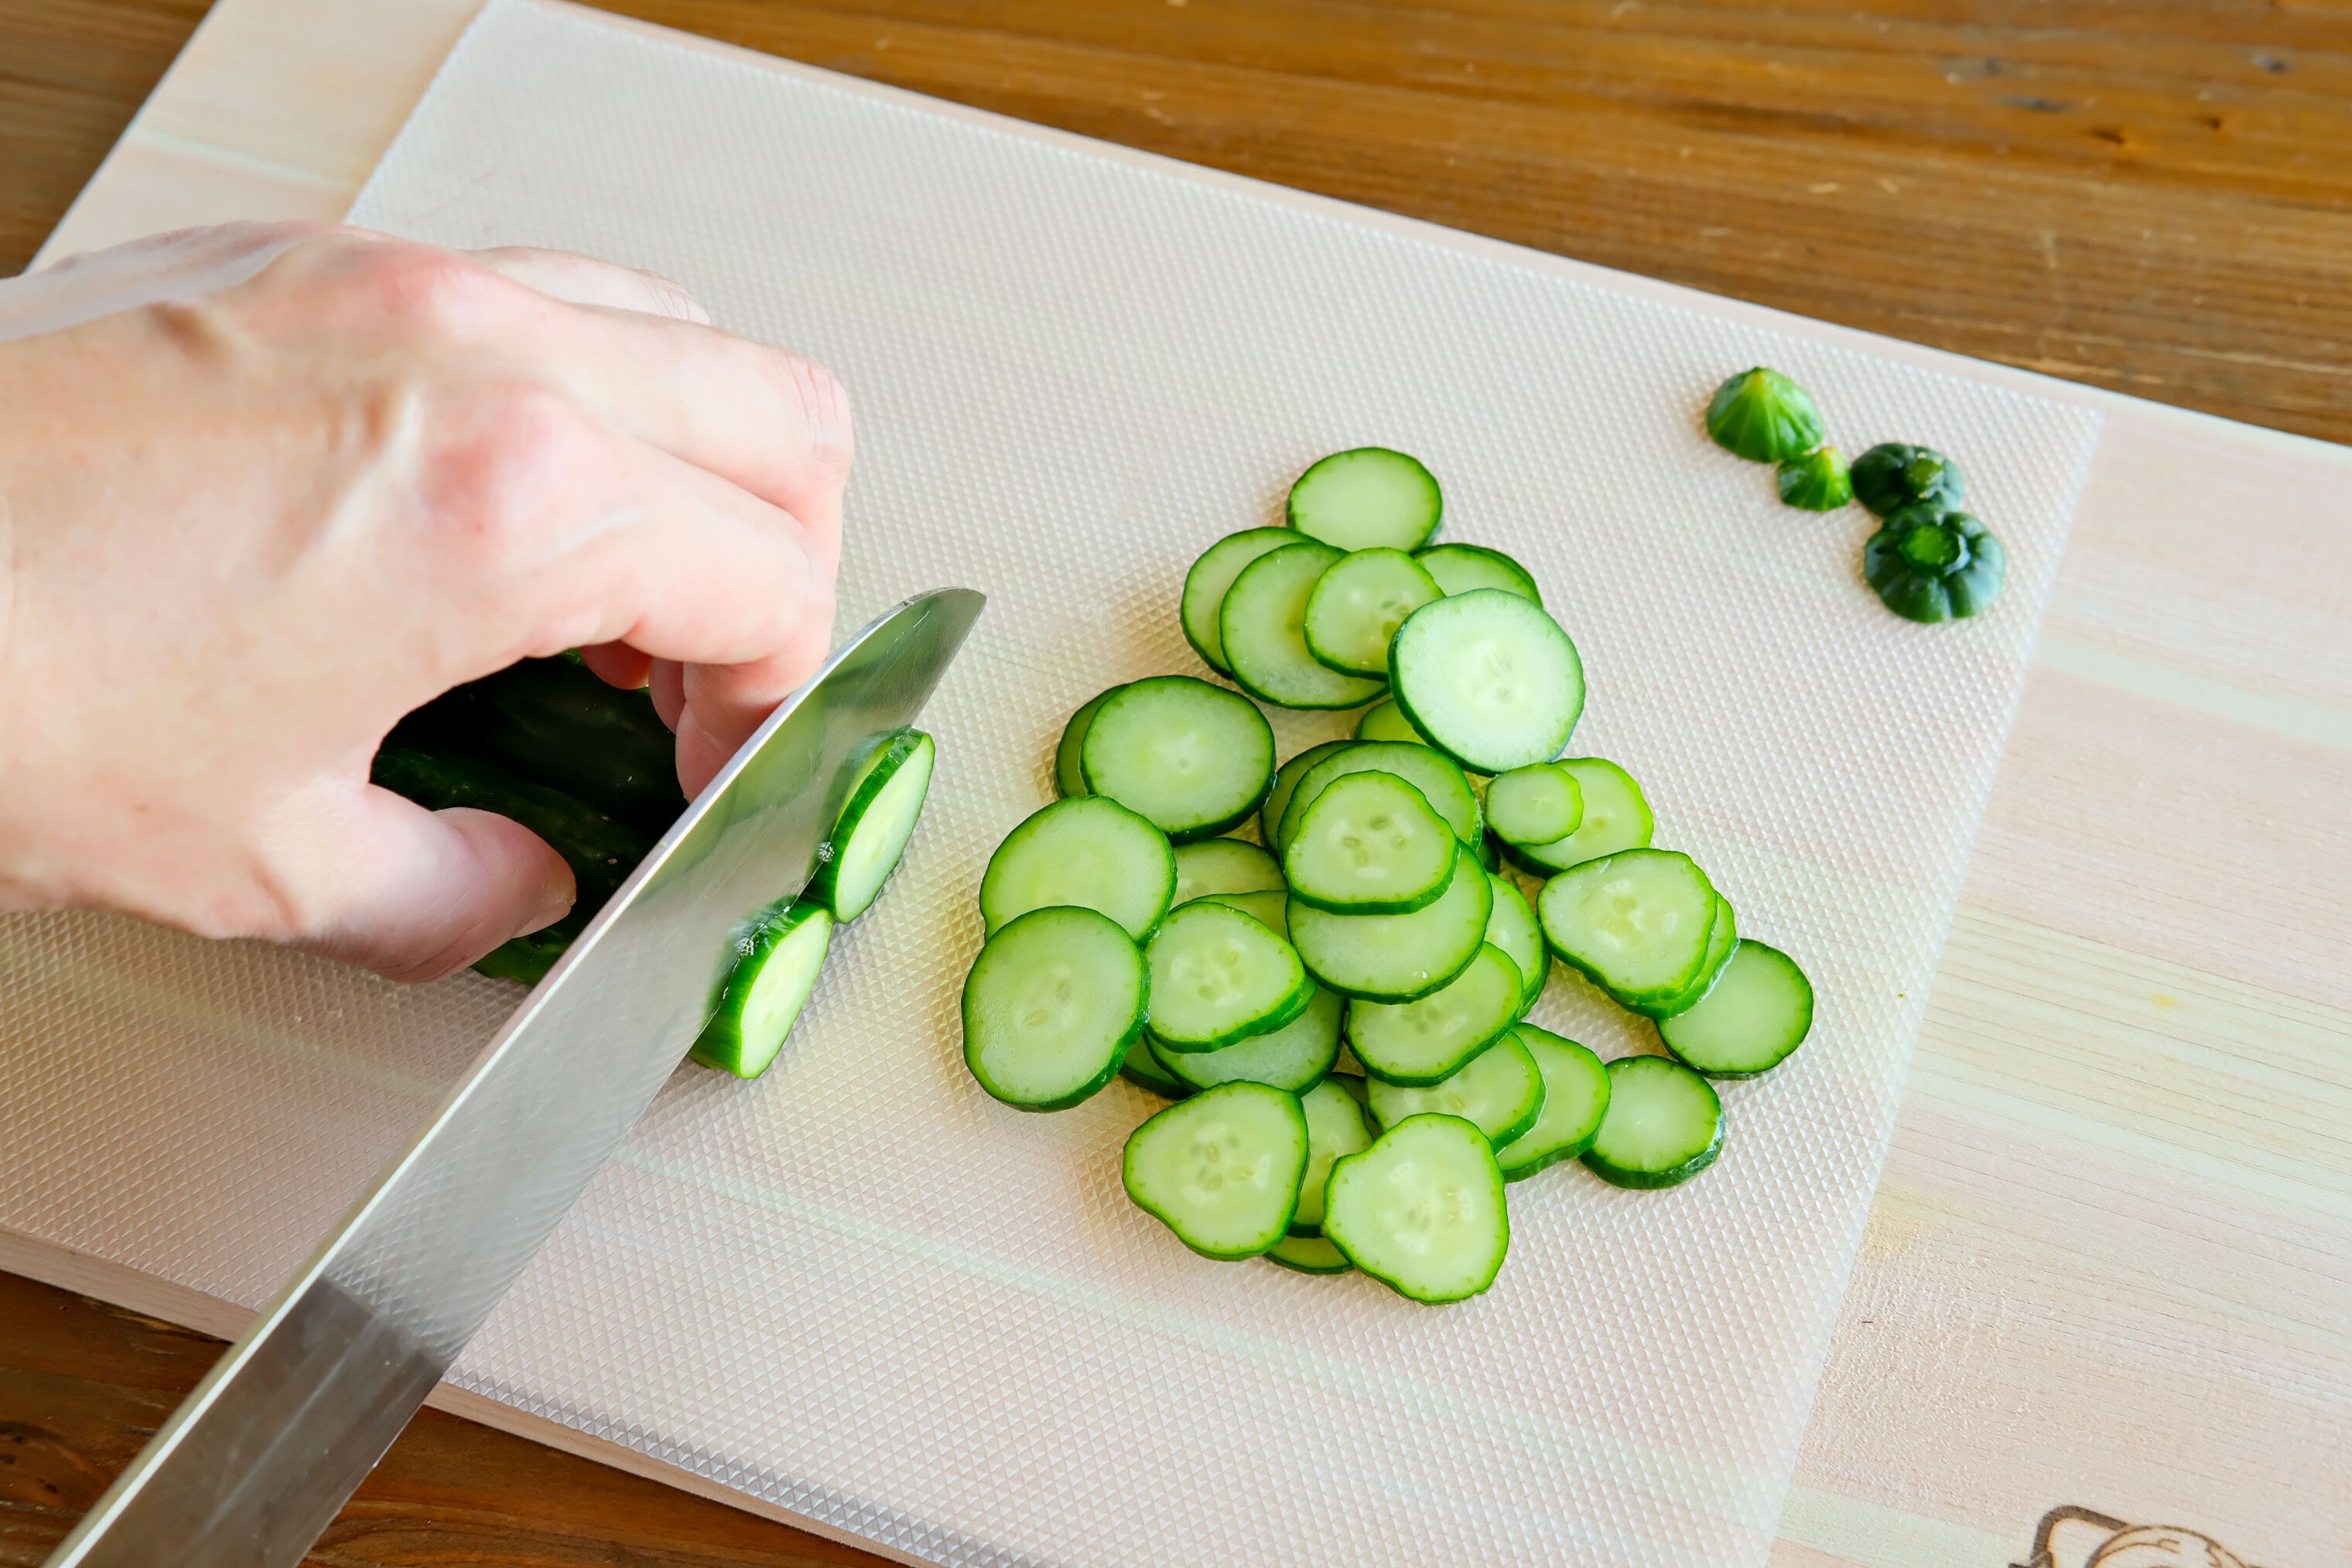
xmin=44 ymin=586 xmax=985 ymax=1568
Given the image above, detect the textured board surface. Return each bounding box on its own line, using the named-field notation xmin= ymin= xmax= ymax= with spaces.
xmin=0 ymin=2 xmax=2111 ymax=1564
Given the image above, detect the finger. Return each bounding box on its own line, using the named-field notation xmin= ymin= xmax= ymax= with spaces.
xmin=578 ymin=641 xmax=655 ymax=693
xmin=296 ymin=792 xmax=575 ymax=982
xmin=469 ymin=245 xmax=712 ymax=325
xmin=648 ymin=658 xmax=688 ymax=732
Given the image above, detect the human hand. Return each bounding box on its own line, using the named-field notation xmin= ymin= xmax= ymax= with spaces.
xmin=0 ymin=222 xmax=848 ymax=980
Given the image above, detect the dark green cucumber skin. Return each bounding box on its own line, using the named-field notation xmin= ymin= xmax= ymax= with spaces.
xmin=370 ymin=744 xmax=655 ymax=983
xmin=388 ymin=656 xmax=685 ymax=838
xmin=689 ymin=898 xmax=829 ymax=1077
xmin=1500 ymin=1140 xmax=1594 ymax=1184
xmin=1581 ymin=1126 xmax=1723 ymax=1190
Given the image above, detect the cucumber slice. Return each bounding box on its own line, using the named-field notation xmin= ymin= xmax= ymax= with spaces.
xmin=1181 ymin=528 xmax=1297 ymax=675
xmin=1221 ymin=541 xmax=1389 ymax=710
xmin=1637 ymin=894 xmax=1736 ymax=1020
xmin=1290 ymin=1075 xmax=1376 ymax=1235
xmin=1055 ymin=687 xmax=1120 ymax=798
xmin=1284 ymin=771 xmax=1460 ymax=915
xmin=1287 ymin=447 xmax=1443 ymax=552
xmin=1121 ymin=1035 xmax=1194 ymax=1099
xmin=980 ymin=795 xmax=1176 ymax=941
xmin=1081 ymin=675 xmax=1274 ymax=842
xmin=1198 ymin=888 xmax=1290 ymax=939
xmin=1353 ymin=699 xmax=1427 ymax=745
xmin=1123 ymin=1081 xmax=1310 ymax=1259
xmin=1481 ymin=871 xmax=1549 ymax=1016
xmin=1656 ymin=941 xmax=1814 ymax=1078
xmin=1276 ymin=741 xmax=1482 ymax=853
xmin=1173 ymin=837 xmax=1285 ymax=904
xmin=1504 ymin=757 xmax=1653 ymax=874
xmin=1288 ymin=858 xmax=1492 ymax=1003
xmin=1493 ymin=1026 xmax=1612 ymax=1180
xmin=1484 ymin=762 xmax=1583 ymax=849
xmin=1302 ymin=548 xmax=1444 ymax=676
xmin=1390 ymin=590 xmax=1585 ymax=774
xmin=1264 ymin=1232 xmax=1352 ymax=1274
xmin=1345 ymin=943 xmax=1523 ymax=1085
xmin=1261 ymin=740 xmax=1352 ymax=846
xmin=808 ymin=729 xmax=934 ymax=921
xmin=1325 ymin=1114 xmax=1508 ymax=1303
xmin=962 ymin=906 xmax=1147 ymax=1111
xmin=1414 ymin=541 xmax=1541 ymax=605
xmin=1157 ymin=986 xmax=1342 ymax=1094
xmin=1366 ymin=1029 xmax=1544 ymax=1147
xmin=689 ymin=899 xmax=833 ymax=1078
xmin=1145 ymin=900 xmax=1313 ymax=1050
xmin=1538 ymin=849 xmax=1719 ymax=1013
xmin=1581 ymin=1055 xmax=1723 ymax=1188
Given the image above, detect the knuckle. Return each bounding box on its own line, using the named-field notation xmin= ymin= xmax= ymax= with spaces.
xmin=427 ymin=382 xmax=596 ymax=560
xmin=340 ymin=241 xmax=514 ymax=340
xmin=774 ymin=352 xmax=854 ymax=469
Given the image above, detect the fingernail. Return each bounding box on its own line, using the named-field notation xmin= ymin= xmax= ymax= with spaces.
xmin=523 ymin=882 xmax=575 ymax=935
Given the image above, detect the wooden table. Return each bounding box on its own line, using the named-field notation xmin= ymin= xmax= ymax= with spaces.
xmin=3 ymin=5 xmax=2347 ymax=1566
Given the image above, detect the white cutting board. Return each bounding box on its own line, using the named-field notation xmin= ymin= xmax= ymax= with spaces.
xmin=0 ymin=2 xmax=2111 ymax=1563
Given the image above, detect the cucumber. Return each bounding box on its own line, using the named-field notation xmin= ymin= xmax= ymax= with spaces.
xmin=1493 ymin=1026 xmax=1612 ymax=1180
xmin=1055 ymin=687 xmax=1120 ymax=798
xmin=806 ymin=729 xmax=933 ymax=921
xmin=1414 ymin=542 xmax=1541 ymax=606
xmin=1156 ymin=986 xmax=1342 ymax=1094
xmin=1345 ymin=943 xmax=1523 ymax=1085
xmin=1656 ymin=941 xmax=1814 ymax=1078
xmin=1264 ymin=1232 xmax=1352 ymax=1274
xmin=1485 ymin=762 xmax=1584 ymax=848
xmin=1144 ymin=900 xmax=1313 ymax=1050
xmin=1275 ymin=741 xmax=1482 ymax=853
xmin=689 ymin=899 xmax=834 ymax=1079
xmin=1637 ymin=894 xmax=1736 ymax=1020
xmin=1081 ymin=675 xmax=1275 ymax=842
xmin=1220 ymin=541 xmax=1389 ymax=710
xmin=1120 ymin=1035 xmax=1194 ymax=1099
xmin=1198 ymin=888 xmax=1290 ymax=939
xmin=1504 ymin=757 xmax=1653 ymax=874
xmin=1181 ymin=528 xmax=1297 ymax=674
xmin=1172 ymin=837 xmax=1286 ymax=904
xmin=1581 ymin=1055 xmax=1723 ymax=1189
xmin=962 ymin=906 xmax=1147 ymax=1111
xmin=1481 ymin=870 xmax=1550 ymax=1016
xmin=1287 ymin=447 xmax=1443 ymax=552
xmin=1284 ymin=771 xmax=1459 ymax=914
xmin=1352 ymin=699 xmax=1427 ymax=745
xmin=1302 ymin=548 xmax=1443 ymax=676
xmin=1537 ymin=849 xmax=1719 ymax=1013
xmin=1366 ymin=1028 xmax=1545 ymax=1147
xmin=979 ymin=795 xmax=1176 ymax=941
xmin=1324 ymin=1114 xmax=1508 ymax=1303
xmin=1287 ymin=857 xmax=1493 ymax=1003
xmin=1261 ymin=740 xmax=1352 ymax=846
xmin=1290 ymin=1075 xmax=1377 ymax=1235
xmin=1123 ymin=1081 xmax=1310 ymax=1259
xmin=1390 ymin=589 xmax=1585 ymax=775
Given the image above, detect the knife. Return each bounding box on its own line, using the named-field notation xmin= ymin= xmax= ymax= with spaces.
xmin=43 ymin=587 xmax=986 ymax=1568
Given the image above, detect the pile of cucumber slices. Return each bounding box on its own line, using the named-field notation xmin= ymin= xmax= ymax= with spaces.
xmin=962 ymin=447 xmax=1815 ymax=1303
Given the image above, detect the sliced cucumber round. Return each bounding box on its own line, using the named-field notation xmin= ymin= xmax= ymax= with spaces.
xmin=1637 ymin=894 xmax=1736 ymax=1020
xmin=1290 ymin=1074 xmax=1376 ymax=1235
xmin=1581 ymin=1055 xmax=1723 ymax=1189
xmin=1302 ymin=548 xmax=1443 ymax=676
xmin=1197 ymin=887 xmax=1290 ymax=939
xmin=1325 ymin=1114 xmax=1508 ymax=1303
xmin=1261 ymin=740 xmax=1352 ymax=846
xmin=1276 ymin=741 xmax=1482 ymax=853
xmin=1181 ymin=528 xmax=1296 ymax=675
xmin=1284 ymin=771 xmax=1459 ymax=915
xmin=1055 ymin=686 xmax=1120 ymax=798
xmin=1390 ymin=589 xmax=1585 ymax=774
xmin=1145 ymin=900 xmax=1312 ymax=1050
xmin=1123 ymin=1081 xmax=1309 ymax=1259
xmin=1493 ymin=1026 xmax=1611 ymax=1180
xmin=1656 ymin=940 xmax=1814 ymax=1078
xmin=1287 ymin=858 xmax=1493 ymax=1003
xmin=1352 ymin=699 xmax=1427 ymax=745
xmin=1286 ymin=447 xmax=1443 ymax=552
xmin=1157 ymin=986 xmax=1342 ymax=1093
xmin=1121 ymin=1035 xmax=1194 ymax=1099
xmin=979 ymin=795 xmax=1175 ymax=941
xmin=809 ymin=729 xmax=935 ymax=922
xmin=690 ymin=899 xmax=833 ymax=1079
xmin=1172 ymin=836 xmax=1285 ymax=904
xmin=1264 ymin=1232 xmax=1352 ymax=1274
xmin=963 ymin=906 xmax=1146 ymax=1112
xmin=1537 ymin=848 xmax=1719 ymax=1013
xmin=1366 ymin=1029 xmax=1545 ymax=1147
xmin=1480 ymin=870 xmax=1549 ymax=1016
xmin=1081 ymin=675 xmax=1274 ymax=842
xmin=1414 ymin=541 xmax=1540 ymax=604
xmin=1221 ymin=541 xmax=1390 ymax=710
xmin=1504 ymin=757 xmax=1653 ymax=874
xmin=1484 ymin=762 xmax=1584 ymax=849
xmin=1345 ymin=943 xmax=1523 ymax=1085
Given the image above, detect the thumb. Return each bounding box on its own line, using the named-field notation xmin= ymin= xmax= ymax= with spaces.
xmin=296 ymin=789 xmax=576 ymax=982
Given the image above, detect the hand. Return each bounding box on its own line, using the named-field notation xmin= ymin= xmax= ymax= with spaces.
xmin=0 ymin=222 xmax=850 ymax=980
